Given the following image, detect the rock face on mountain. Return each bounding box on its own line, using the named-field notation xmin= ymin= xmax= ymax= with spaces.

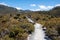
xmin=49 ymin=6 xmax=60 ymax=17
xmin=0 ymin=5 xmax=19 ymax=14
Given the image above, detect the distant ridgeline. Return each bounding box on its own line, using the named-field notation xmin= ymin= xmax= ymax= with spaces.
xmin=0 ymin=5 xmax=60 ymax=17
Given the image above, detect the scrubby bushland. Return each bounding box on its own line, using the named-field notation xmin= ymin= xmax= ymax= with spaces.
xmin=0 ymin=5 xmax=60 ymax=40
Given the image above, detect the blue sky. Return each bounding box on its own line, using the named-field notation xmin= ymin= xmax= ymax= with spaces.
xmin=0 ymin=0 xmax=60 ymax=11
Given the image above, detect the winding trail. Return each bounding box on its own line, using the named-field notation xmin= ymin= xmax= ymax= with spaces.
xmin=26 ymin=16 xmax=46 ymax=40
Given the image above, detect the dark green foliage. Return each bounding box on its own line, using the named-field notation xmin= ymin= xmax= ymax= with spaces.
xmin=57 ymin=27 xmax=60 ymax=35
xmin=16 ymin=14 xmax=20 ymax=16
xmin=20 ymin=25 xmax=27 ymax=29
xmin=9 ymin=32 xmax=15 ymax=38
xmin=23 ymin=16 xmax=26 ymax=19
xmin=35 ymin=17 xmax=40 ymax=21
xmin=14 ymin=30 xmax=19 ymax=36
xmin=42 ymin=18 xmax=47 ymax=21
xmin=14 ymin=16 xmax=19 ymax=19
xmin=9 ymin=31 xmax=19 ymax=38
xmin=28 ymin=30 xmax=32 ymax=34
xmin=2 ymin=20 xmax=6 ymax=23
xmin=0 ymin=16 xmax=2 ymax=18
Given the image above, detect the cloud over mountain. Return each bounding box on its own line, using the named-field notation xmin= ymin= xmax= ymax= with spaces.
xmin=15 ymin=7 xmax=22 ymax=10
xmin=0 ymin=2 xmax=9 ymax=6
xmin=30 ymin=4 xmax=60 ymax=11
xmin=0 ymin=2 xmax=60 ymax=11
xmin=30 ymin=4 xmax=36 ymax=7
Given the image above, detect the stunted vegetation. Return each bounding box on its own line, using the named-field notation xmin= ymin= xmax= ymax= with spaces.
xmin=0 ymin=5 xmax=60 ymax=40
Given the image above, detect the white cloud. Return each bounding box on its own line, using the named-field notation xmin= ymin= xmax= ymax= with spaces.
xmin=30 ymin=5 xmax=54 ymax=11
xmin=30 ymin=4 xmax=36 ymax=7
xmin=30 ymin=9 xmax=40 ymax=11
xmin=0 ymin=2 xmax=9 ymax=6
xmin=35 ymin=9 xmax=41 ymax=11
xmin=30 ymin=4 xmax=60 ymax=11
xmin=38 ymin=5 xmax=54 ymax=11
xmin=15 ymin=7 xmax=22 ymax=10
xmin=55 ymin=4 xmax=60 ymax=6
